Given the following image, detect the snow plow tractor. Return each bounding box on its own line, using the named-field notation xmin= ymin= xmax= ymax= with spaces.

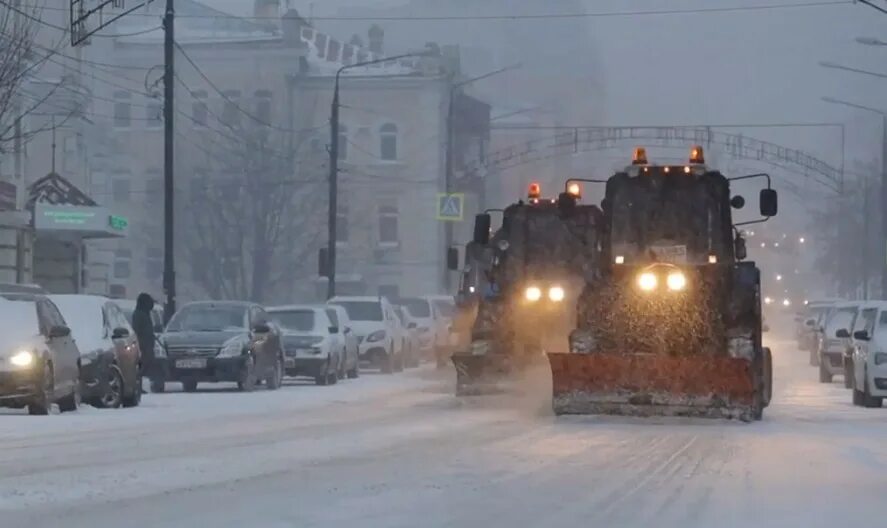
xmin=451 ymin=187 xmax=601 ymax=396
xmin=549 ymin=147 xmax=776 ymax=421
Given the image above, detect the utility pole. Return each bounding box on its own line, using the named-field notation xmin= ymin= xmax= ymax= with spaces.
xmin=881 ymin=114 xmax=887 ymax=298
xmin=163 ymin=0 xmax=176 ymax=321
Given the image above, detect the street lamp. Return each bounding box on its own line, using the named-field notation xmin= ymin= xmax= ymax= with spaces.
xmin=326 ymin=51 xmax=432 ymax=299
xmin=821 ymin=92 xmax=887 ymax=297
xmin=443 ymin=62 xmax=521 ymax=290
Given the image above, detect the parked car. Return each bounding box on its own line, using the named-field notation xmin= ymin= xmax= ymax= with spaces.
xmin=400 ymin=297 xmax=437 ymax=361
xmin=0 ymin=294 xmax=80 ymax=415
xmin=269 ymin=305 xmax=345 ymax=385
xmin=50 ymin=295 xmax=142 ymax=408
xmin=328 ymin=296 xmax=403 ymax=373
xmin=395 ymin=305 xmax=421 ymax=368
xmin=425 ymin=294 xmax=456 ymax=367
xmin=809 ymin=303 xmax=839 ymax=366
xmin=817 ymin=301 xmax=861 ymax=383
xmin=848 ymin=302 xmax=887 ymax=407
xmin=324 ymin=304 xmax=360 ymax=379
xmin=157 ymin=301 xmax=283 ymax=392
xmin=798 ymin=301 xmax=836 ymax=352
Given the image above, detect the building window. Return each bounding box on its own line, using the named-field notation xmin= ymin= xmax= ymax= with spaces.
xmin=380 ymin=123 xmax=398 ymax=161
xmin=113 ymin=91 xmax=131 ymax=128
xmin=222 ymin=90 xmax=241 ymax=128
xmin=145 ymin=174 xmax=162 ymax=205
xmin=254 ymin=90 xmax=272 ymax=126
xmin=146 ymin=99 xmax=162 ymax=128
xmin=112 ymin=177 xmax=130 ymax=202
xmin=113 ymin=249 xmax=131 ymax=279
xmin=336 ymin=204 xmax=349 ymax=243
xmin=146 ymin=248 xmax=163 ymax=280
xmin=337 ymin=124 xmax=348 ymax=161
xmin=191 ymin=90 xmax=207 ymax=128
xmin=379 ymin=205 xmax=398 ymax=246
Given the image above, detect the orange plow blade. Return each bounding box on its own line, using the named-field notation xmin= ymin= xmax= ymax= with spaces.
xmin=547 ymin=352 xmax=761 ymax=421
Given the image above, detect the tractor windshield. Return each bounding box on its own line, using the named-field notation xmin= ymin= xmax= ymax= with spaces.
xmin=609 ymin=175 xmax=728 ymax=264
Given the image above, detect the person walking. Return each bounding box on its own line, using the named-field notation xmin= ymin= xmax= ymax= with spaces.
xmin=131 ymin=293 xmax=158 ymax=393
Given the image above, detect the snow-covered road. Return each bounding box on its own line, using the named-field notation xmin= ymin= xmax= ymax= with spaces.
xmin=2 ymin=329 xmax=886 ymax=528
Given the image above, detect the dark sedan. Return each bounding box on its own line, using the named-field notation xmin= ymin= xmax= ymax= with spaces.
xmin=50 ymin=295 xmax=142 ymax=408
xmin=156 ymin=301 xmax=283 ymax=392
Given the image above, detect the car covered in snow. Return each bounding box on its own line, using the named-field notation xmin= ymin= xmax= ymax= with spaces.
xmin=400 ymin=297 xmax=437 ymax=361
xmin=268 ymin=305 xmax=345 ymax=385
xmin=0 ymin=294 xmax=80 ymax=415
xmin=157 ymin=301 xmax=283 ymax=392
xmin=394 ymin=305 xmax=421 ymax=368
xmin=328 ymin=296 xmax=404 ymax=373
xmin=817 ymin=301 xmax=861 ymax=383
xmin=847 ymin=302 xmax=887 ymax=407
xmin=50 ymin=294 xmax=142 ymax=409
xmin=324 ymin=304 xmax=360 ymax=379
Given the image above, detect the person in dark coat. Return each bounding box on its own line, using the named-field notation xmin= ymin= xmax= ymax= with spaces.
xmin=132 ymin=293 xmax=157 ymax=385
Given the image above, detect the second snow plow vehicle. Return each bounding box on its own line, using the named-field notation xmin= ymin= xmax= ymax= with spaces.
xmin=549 ymin=147 xmax=776 ymax=421
xmin=451 ymin=189 xmax=601 ymax=395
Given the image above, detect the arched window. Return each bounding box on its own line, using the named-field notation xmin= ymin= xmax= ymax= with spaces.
xmin=380 ymin=123 xmax=397 ymax=161
xmin=337 ymin=124 xmax=348 ymax=160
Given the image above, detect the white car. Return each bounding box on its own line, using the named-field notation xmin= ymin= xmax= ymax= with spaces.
xmin=268 ymin=305 xmax=344 ymax=386
xmin=328 ymin=296 xmax=403 ymax=373
xmin=394 ymin=305 xmax=421 ymax=368
xmin=425 ymin=294 xmax=456 ymax=367
xmin=323 ymin=304 xmax=360 ymax=379
xmin=400 ymin=297 xmax=437 ymax=361
xmin=817 ymin=301 xmax=860 ymax=383
xmin=848 ymin=301 xmax=887 ymax=407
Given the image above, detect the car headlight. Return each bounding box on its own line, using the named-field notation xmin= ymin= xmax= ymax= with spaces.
xmin=875 ymin=352 xmax=887 ymax=366
xmin=367 ymin=330 xmax=386 ymax=343
xmin=782 ymin=298 xmax=791 ymax=307
xmin=219 ymin=338 xmax=246 ymax=357
xmin=548 ymin=286 xmax=565 ymax=302
xmin=637 ymin=272 xmax=657 ymax=291
xmin=10 ymin=350 xmax=33 ymax=367
xmin=525 ymin=286 xmax=542 ymax=302
xmin=764 ymin=296 xmax=773 ymax=305
xmin=666 ymin=271 xmax=686 ymax=291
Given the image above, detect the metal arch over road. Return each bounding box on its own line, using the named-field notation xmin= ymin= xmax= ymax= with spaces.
xmin=464 ymin=126 xmax=844 ymax=192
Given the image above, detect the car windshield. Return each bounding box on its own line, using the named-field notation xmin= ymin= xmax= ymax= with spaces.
xmin=335 ymin=301 xmax=382 ymax=321
xmin=826 ymin=307 xmax=857 ymax=336
xmin=433 ymin=300 xmax=454 ymax=317
xmin=0 ymin=300 xmax=40 ymax=342
xmin=271 ymin=310 xmax=315 ymax=332
xmin=402 ymin=298 xmax=431 ymax=317
xmin=166 ymin=304 xmax=247 ymax=332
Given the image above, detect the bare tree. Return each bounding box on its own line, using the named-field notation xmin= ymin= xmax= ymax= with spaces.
xmin=187 ymin=125 xmax=327 ymax=303
xmin=0 ymin=4 xmax=70 ymax=154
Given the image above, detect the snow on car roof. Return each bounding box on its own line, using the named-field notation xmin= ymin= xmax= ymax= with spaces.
xmin=0 ymin=297 xmax=41 ymax=342
xmin=267 ymin=304 xmax=324 ymax=312
xmin=49 ymin=295 xmax=109 ymax=355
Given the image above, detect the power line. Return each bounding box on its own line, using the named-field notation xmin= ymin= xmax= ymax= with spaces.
xmin=17 ymin=1 xmax=852 ymax=20
xmin=858 ymin=0 xmax=887 ymax=15
xmin=0 ymin=1 xmax=161 ymax=37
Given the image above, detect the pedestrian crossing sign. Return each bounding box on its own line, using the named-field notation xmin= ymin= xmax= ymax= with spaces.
xmin=436 ymin=193 xmax=464 ymax=221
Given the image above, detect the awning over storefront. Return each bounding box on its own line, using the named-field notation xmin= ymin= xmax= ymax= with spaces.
xmin=33 ymin=203 xmax=127 ymax=239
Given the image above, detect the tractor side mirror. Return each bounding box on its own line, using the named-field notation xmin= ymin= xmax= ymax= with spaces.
xmin=447 ymin=247 xmax=459 ymax=270
xmin=473 ymin=214 xmax=491 ymax=244
xmin=760 ymin=189 xmax=778 ymax=217
xmin=835 ymin=328 xmax=850 ymax=339
xmin=734 ymin=237 xmax=747 ymax=260
xmin=853 ymin=330 xmax=870 ymax=341
xmin=730 ymin=195 xmax=745 ymax=209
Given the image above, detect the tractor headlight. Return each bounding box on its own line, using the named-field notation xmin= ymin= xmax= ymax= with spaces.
xmin=548 ymin=286 xmax=565 ymax=302
xmin=637 ymin=272 xmax=658 ymax=291
xmin=666 ymin=271 xmax=687 ymax=291
xmin=9 ymin=350 xmax=33 ymax=367
xmin=525 ymin=286 xmax=542 ymax=302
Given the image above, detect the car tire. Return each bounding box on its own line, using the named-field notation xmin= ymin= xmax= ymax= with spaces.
xmin=122 ymin=375 xmax=142 ymax=408
xmin=97 ymin=365 xmax=124 ymax=408
xmin=863 ymin=372 xmax=883 ymax=408
xmin=150 ymin=378 xmax=166 ymax=394
xmin=315 ymin=360 xmax=330 ymax=386
xmin=818 ymin=360 xmax=832 ymax=383
xmin=28 ymin=361 xmax=54 ymax=416
xmin=266 ymin=357 xmax=283 ymax=390
xmin=327 ymin=360 xmax=339 ymax=385
xmin=853 ymin=388 xmax=864 ymax=406
xmin=182 ymin=379 xmax=198 ymax=393
xmin=844 ymin=361 xmax=854 ymax=389
xmin=57 ymin=375 xmax=80 ymax=414
xmin=237 ymin=356 xmax=257 ymax=392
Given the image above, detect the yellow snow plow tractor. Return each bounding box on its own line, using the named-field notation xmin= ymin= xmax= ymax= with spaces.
xmin=549 ymin=147 xmax=776 ymax=421
xmin=451 ymin=185 xmax=601 ymax=395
